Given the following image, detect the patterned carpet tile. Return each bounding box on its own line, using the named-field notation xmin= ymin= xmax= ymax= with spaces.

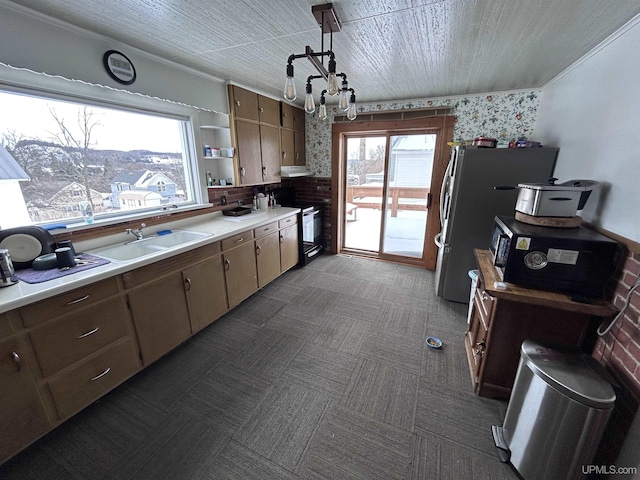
xmin=265 ymin=304 xmax=327 ymax=340
xmin=410 ymin=433 xmax=517 ymax=480
xmin=310 ymin=314 xmax=370 ymax=354
xmin=291 ymin=286 xmax=341 ymax=312
xmin=189 ymin=316 xmax=264 ymax=358
xmin=284 ymin=342 xmax=361 ymax=397
xmin=178 ymin=363 xmax=273 ymax=435
xmin=233 ymin=379 xmax=333 ymax=471
xmin=225 ymin=294 xmax=288 ymax=326
xmin=296 ymin=403 xmax=416 ymax=480
xmin=107 ymin=413 xmax=230 ymax=480
xmin=232 ymin=329 xmax=305 ymax=380
xmin=420 ymin=341 xmax=473 ymax=393
xmin=205 ymin=441 xmax=301 ymax=479
xmin=373 ymin=302 xmax=430 ymax=337
xmin=323 ymin=292 xmax=386 ymax=323
xmin=341 ymin=358 xmax=420 ymax=431
xmin=358 ymin=329 xmax=424 ymax=373
xmin=414 ymin=383 xmax=506 ymax=457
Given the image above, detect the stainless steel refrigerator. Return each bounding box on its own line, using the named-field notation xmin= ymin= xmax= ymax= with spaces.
xmin=434 ymin=146 xmax=558 ymax=303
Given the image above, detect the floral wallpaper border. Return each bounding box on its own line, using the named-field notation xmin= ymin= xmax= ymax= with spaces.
xmin=305 ymin=89 xmax=542 ymax=177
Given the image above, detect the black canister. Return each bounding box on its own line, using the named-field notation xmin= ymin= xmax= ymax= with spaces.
xmin=55 ymin=247 xmax=76 ymax=268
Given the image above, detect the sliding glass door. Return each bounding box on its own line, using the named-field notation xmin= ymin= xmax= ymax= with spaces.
xmin=342 ymin=133 xmax=435 ymax=261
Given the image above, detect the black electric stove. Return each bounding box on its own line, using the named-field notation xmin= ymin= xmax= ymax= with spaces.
xmin=273 ymin=188 xmax=325 ymax=265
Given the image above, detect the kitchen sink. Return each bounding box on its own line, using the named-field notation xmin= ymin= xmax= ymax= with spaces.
xmin=90 ymin=229 xmax=210 ymax=261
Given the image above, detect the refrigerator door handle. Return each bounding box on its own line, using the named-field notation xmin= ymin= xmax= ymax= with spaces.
xmin=440 ymin=159 xmax=454 ymax=227
xmin=434 ymin=232 xmax=444 ymax=248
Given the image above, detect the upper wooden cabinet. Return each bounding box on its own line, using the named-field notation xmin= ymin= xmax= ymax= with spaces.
xmin=230 ymin=85 xmax=279 ymax=126
xmin=280 ymin=102 xmax=306 ymax=167
xmin=281 ymin=102 xmax=294 ymax=129
xmin=292 ymin=106 xmax=306 ymax=132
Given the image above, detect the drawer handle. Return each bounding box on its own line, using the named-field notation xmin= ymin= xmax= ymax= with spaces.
xmin=67 ymin=294 xmax=90 ymax=305
xmin=77 ymin=327 xmax=99 ymax=339
xmin=259 ymin=107 xmax=264 ymax=113
xmin=90 ymin=367 xmax=111 ymax=382
xmin=236 ymin=100 xmax=240 ymax=107
xmin=11 ymin=352 xmax=21 ymax=372
xmin=473 ymin=341 xmax=486 ymax=358
xmin=262 ymin=166 xmax=267 ymax=177
xmin=241 ymin=167 xmax=246 ymax=177
xmin=256 ymin=245 xmax=261 ymax=255
xmin=185 ymin=277 xmax=192 ymax=291
xmin=225 ymin=259 xmax=230 ymax=271
xmin=279 ymin=235 xmax=284 ymax=244
xmin=235 ymin=237 xmax=244 ymax=243
xmin=482 ymin=292 xmax=490 ymax=301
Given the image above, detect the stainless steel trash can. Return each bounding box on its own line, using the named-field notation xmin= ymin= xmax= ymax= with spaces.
xmin=493 ymin=339 xmax=615 ymax=480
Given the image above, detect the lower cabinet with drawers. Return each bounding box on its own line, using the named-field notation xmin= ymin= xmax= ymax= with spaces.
xmin=0 ymin=212 xmax=299 ymax=464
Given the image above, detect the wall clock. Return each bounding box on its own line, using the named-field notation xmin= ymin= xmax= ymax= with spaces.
xmin=103 ymin=50 xmax=136 ymax=85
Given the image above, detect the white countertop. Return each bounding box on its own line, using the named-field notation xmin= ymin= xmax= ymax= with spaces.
xmin=0 ymin=207 xmax=300 ymax=314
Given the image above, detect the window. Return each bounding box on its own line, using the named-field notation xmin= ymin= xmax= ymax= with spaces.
xmin=0 ymin=89 xmax=197 ymax=229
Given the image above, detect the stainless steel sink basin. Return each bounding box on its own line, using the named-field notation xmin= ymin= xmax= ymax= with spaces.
xmin=90 ymin=229 xmax=210 ymax=261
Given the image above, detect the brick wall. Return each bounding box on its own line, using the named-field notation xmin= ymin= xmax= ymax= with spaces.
xmin=206 ymin=185 xmax=280 ymax=209
xmin=592 ymin=249 xmax=640 ymax=467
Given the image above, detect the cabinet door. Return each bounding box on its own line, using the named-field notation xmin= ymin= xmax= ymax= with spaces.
xmin=231 ymin=86 xmax=259 ymax=122
xmin=258 ymin=95 xmax=280 ymax=126
xmin=281 ymin=129 xmax=295 ymax=166
xmin=236 ymin=120 xmax=264 ymax=185
xmin=280 ymin=224 xmax=299 ymax=272
xmin=223 ymin=242 xmax=258 ymax=308
xmin=256 ymin=232 xmax=281 ymax=288
xmin=466 ymin=296 xmax=488 ymax=385
xmin=260 ymin=124 xmax=281 ymax=183
xmin=280 ymin=102 xmax=294 ymax=129
xmin=128 ymin=273 xmax=192 ymax=364
xmin=183 ymin=256 xmax=229 ymax=333
xmin=0 ymin=336 xmax=50 ymax=464
xmin=293 ymin=106 xmax=305 ymax=132
xmin=294 ymin=131 xmax=306 ymax=166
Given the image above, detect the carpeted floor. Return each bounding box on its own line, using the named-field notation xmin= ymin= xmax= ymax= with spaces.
xmin=0 ymin=254 xmax=518 ymax=479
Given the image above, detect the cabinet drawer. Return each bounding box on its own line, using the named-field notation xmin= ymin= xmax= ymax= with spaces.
xmin=0 ymin=312 xmax=14 ymax=338
xmin=278 ymin=216 xmax=297 ymax=228
xmin=30 ymin=297 xmax=130 ymax=377
xmin=221 ymin=231 xmax=254 ymax=251
xmin=47 ymin=337 xmax=139 ymax=419
xmin=254 ymin=222 xmax=278 ymax=238
xmin=476 ymin=287 xmax=495 ymax=325
xmin=20 ymin=278 xmax=120 ymax=327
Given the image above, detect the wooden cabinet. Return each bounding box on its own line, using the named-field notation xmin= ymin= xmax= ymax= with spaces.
xmin=466 ymin=250 xmax=619 ymax=399
xmin=128 ymin=271 xmax=193 ymax=365
xmin=222 ymin=231 xmax=258 ymax=308
xmin=229 ymin=85 xmax=281 ymax=186
xmin=280 ymin=102 xmax=306 ymax=167
xmin=255 ymin=224 xmax=281 ymax=288
xmin=47 ymin=338 xmax=139 ymax=419
xmin=183 ymin=256 xmax=228 ymax=334
xmin=279 ymin=219 xmax=299 ymax=273
xmin=0 ymin=333 xmax=50 ymax=464
xmin=281 ymin=128 xmax=295 ymax=166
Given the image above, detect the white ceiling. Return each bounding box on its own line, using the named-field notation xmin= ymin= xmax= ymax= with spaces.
xmin=5 ymin=0 xmax=640 ymax=106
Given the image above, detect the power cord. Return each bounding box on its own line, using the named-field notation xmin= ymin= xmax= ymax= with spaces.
xmin=597 ymin=272 xmax=640 ymax=336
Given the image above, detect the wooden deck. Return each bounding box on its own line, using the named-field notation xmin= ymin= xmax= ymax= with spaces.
xmin=346 ymin=185 xmax=429 ymax=217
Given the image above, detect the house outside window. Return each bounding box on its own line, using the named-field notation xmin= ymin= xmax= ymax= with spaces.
xmin=0 ymin=88 xmax=199 ymax=228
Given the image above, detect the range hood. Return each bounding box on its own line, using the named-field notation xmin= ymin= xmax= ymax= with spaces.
xmin=280 ymin=166 xmax=312 ymax=178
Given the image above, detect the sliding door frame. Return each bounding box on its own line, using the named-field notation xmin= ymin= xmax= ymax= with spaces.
xmin=331 ymin=115 xmax=455 ymax=269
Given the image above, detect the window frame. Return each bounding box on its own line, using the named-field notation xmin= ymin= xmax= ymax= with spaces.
xmin=0 ymin=71 xmax=209 ymax=233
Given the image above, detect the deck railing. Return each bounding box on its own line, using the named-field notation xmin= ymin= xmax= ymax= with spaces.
xmin=347 ymin=184 xmax=430 ymax=217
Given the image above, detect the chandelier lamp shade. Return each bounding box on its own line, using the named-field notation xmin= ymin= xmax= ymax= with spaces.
xmin=284 ymin=3 xmax=357 ymax=120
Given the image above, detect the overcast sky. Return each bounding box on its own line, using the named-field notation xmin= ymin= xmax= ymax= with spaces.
xmin=0 ymin=91 xmax=182 ymax=152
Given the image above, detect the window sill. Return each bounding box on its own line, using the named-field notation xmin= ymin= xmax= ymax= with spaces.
xmin=47 ymin=203 xmax=214 ymax=239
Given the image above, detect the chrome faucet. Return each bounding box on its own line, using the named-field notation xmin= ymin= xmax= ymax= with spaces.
xmin=126 ymin=223 xmax=146 ymax=241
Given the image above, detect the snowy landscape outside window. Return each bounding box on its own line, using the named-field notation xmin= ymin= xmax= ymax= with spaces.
xmin=0 ymin=89 xmax=195 ymax=229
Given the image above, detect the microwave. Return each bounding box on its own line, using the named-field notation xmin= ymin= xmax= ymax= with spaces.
xmin=490 ymin=216 xmax=619 ymax=298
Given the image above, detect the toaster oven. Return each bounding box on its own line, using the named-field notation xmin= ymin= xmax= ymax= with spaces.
xmin=490 ymin=216 xmax=619 ymax=298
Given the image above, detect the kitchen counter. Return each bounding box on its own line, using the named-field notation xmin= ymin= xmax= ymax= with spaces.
xmin=0 ymin=207 xmax=300 ymax=314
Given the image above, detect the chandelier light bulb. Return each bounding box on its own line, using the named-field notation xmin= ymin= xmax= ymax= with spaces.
xmin=284 ymin=76 xmax=296 ymax=101
xmin=327 ymin=72 xmax=340 ymax=96
xmin=347 ymin=91 xmax=357 ymax=120
xmin=305 ymin=93 xmax=316 ymax=114
xmin=318 ymin=103 xmax=327 ymax=120
xmin=339 ymin=88 xmax=349 ymax=111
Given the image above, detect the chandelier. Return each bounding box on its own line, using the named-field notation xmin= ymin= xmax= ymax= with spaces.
xmin=284 ymin=3 xmax=357 ymax=120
